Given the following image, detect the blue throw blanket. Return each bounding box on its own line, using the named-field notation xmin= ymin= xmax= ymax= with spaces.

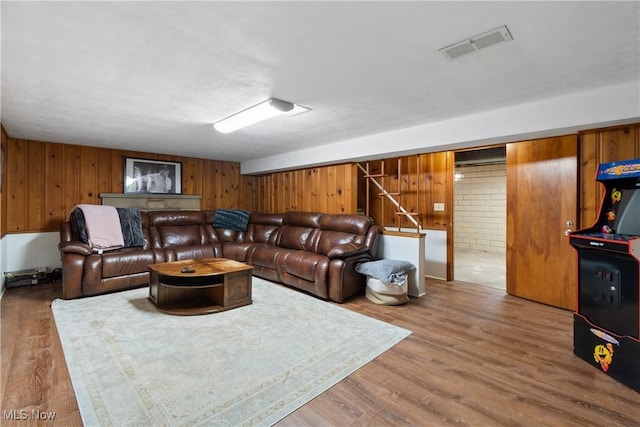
xmin=212 ymin=209 xmax=251 ymax=232
xmin=356 ymin=259 xmax=416 ymax=284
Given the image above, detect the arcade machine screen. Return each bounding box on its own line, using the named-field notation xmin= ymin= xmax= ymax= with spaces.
xmin=612 ymin=188 xmax=640 ymax=237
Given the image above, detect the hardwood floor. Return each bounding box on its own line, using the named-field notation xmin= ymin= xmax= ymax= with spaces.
xmin=2 ymin=279 xmax=638 ymax=426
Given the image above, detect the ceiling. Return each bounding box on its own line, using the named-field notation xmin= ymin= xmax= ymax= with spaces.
xmin=1 ymin=1 xmax=639 ymax=167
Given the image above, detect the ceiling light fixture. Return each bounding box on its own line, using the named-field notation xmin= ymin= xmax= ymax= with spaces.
xmin=213 ymin=98 xmax=307 ymax=133
xmin=439 ymin=25 xmax=513 ymax=61
xmin=283 ymin=103 xmax=311 ymax=117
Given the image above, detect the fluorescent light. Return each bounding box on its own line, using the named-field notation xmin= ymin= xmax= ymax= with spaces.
xmin=284 ymin=104 xmax=311 ymax=117
xmin=213 ymin=98 xmax=294 ymax=133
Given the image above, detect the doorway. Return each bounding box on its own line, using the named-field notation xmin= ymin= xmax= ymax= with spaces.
xmin=453 ymin=146 xmax=506 ymax=290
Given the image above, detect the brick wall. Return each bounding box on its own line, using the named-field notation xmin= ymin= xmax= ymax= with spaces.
xmin=454 ymin=163 xmax=506 ymax=253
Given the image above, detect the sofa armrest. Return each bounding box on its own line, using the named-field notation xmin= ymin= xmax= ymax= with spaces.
xmin=326 ymin=242 xmax=369 ymax=259
xmin=58 ymin=241 xmax=92 ymax=256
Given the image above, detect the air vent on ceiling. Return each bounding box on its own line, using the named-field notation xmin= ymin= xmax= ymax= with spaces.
xmin=439 ymin=25 xmax=513 ymax=61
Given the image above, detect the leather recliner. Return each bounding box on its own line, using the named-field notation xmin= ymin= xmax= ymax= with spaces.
xmin=59 ymin=209 xmax=380 ymax=303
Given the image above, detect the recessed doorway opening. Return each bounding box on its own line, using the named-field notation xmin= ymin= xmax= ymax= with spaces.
xmin=454 ymin=146 xmax=506 ymax=290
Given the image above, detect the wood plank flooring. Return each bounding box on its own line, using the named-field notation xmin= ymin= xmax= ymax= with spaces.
xmin=1 ymin=279 xmax=638 ymax=426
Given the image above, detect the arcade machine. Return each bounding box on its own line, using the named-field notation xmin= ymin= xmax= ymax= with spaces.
xmin=570 ymin=158 xmax=640 ymax=392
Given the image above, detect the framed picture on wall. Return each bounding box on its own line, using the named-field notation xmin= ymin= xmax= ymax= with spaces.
xmin=124 ymin=157 xmax=182 ymax=194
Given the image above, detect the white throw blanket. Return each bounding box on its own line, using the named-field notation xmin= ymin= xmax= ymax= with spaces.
xmin=74 ymin=204 xmax=124 ymax=251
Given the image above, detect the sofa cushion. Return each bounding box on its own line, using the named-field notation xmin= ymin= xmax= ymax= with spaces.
xmin=315 ymin=230 xmax=363 ymax=256
xmin=251 ymin=212 xmax=284 ymax=227
xmin=279 ymin=250 xmax=330 ymax=283
xmin=277 ymin=225 xmax=314 ymax=250
xmin=244 ymin=223 xmax=280 ymax=244
xmin=222 ymin=242 xmax=257 ymax=262
xmin=319 ymin=213 xmax=371 ymax=235
xmin=148 ymin=211 xmax=205 ymax=227
xmin=242 ymin=212 xmax=283 ymax=244
xmin=101 ymin=249 xmax=156 ymax=278
xmin=278 ymin=211 xmax=323 ymax=250
xmin=167 ymin=245 xmax=217 ymax=262
xmin=311 ymin=214 xmax=371 ymax=255
xmin=158 ymin=225 xmax=205 ymax=248
xmin=148 ymin=211 xmax=208 ymax=249
xmin=282 ymin=211 xmax=322 ymax=228
xmin=213 ymin=228 xmax=238 ymax=243
xmin=249 ymin=245 xmax=290 ymax=270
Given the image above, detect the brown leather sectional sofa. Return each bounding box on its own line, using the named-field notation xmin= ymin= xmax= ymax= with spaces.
xmin=58 ymin=210 xmax=380 ymax=302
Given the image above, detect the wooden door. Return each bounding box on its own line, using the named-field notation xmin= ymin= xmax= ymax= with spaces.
xmin=579 ymin=124 xmax=640 ymax=227
xmin=506 ymin=135 xmax=578 ymax=310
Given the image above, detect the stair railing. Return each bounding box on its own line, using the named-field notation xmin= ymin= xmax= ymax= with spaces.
xmin=357 ymin=162 xmax=421 ymax=231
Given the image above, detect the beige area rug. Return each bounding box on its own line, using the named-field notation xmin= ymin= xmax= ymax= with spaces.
xmin=52 ymin=277 xmax=411 ymax=426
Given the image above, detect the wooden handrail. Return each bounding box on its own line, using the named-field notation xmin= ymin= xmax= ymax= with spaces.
xmin=357 ymin=162 xmax=421 ymax=231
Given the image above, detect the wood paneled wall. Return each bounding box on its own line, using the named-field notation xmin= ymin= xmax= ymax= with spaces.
xmin=579 ymin=124 xmax=640 ymax=227
xmin=0 ymin=126 xmax=7 ymax=237
xmin=358 ymin=151 xmax=454 ymax=231
xmin=2 ymin=138 xmax=254 ymax=233
xmin=251 ymin=164 xmax=357 ymax=214
xmin=0 ymin=136 xmax=362 ymax=235
xmin=4 ymin=123 xmax=636 ymax=237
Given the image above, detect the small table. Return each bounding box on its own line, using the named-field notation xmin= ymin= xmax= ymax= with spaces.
xmin=148 ymin=258 xmax=253 ymax=315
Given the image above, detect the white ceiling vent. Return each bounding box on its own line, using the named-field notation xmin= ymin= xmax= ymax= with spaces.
xmin=440 ymin=25 xmax=513 ymax=60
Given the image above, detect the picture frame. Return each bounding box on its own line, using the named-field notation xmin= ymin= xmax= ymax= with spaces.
xmin=124 ymin=157 xmax=182 ymax=194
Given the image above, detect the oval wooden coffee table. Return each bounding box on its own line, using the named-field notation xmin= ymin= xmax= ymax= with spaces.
xmin=148 ymin=258 xmax=253 ymax=315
